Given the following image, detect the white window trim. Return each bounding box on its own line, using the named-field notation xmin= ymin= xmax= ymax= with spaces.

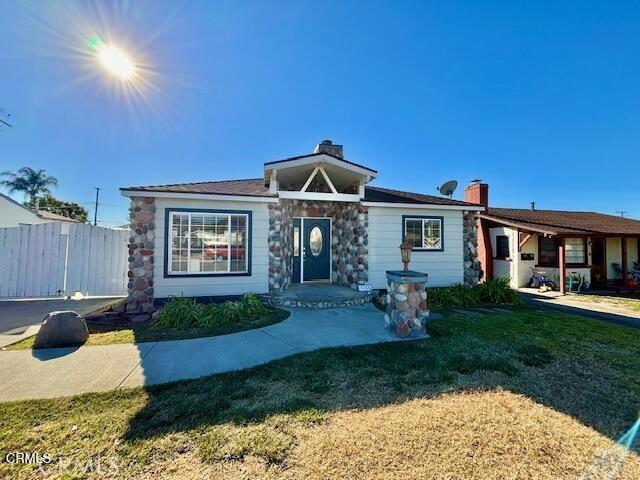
xmin=403 ymin=217 xmax=444 ymax=251
xmin=167 ymin=211 xmax=249 ymax=275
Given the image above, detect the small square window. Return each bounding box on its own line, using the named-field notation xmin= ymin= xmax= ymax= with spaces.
xmin=496 ymin=235 xmax=510 ymax=259
xmin=403 ymin=217 xmax=443 ymax=251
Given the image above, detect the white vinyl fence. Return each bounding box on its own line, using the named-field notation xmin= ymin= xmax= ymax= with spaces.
xmin=0 ymin=222 xmax=128 ymax=298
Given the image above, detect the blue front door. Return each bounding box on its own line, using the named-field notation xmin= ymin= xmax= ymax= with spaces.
xmin=303 ymin=218 xmax=330 ymax=281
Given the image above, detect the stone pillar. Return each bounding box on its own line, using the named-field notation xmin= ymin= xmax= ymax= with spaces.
xmin=332 ymin=202 xmax=368 ymax=290
xmin=268 ymin=202 xmax=288 ymax=293
xmin=463 ymin=211 xmax=481 ymax=286
xmin=384 ymin=270 xmax=429 ymax=338
xmin=126 ymin=196 xmax=156 ymax=313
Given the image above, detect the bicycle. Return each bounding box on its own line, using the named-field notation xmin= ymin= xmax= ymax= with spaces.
xmin=528 ymin=267 xmax=557 ymax=292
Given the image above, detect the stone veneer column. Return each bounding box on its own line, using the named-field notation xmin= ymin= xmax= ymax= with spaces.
xmin=463 ymin=210 xmax=481 ymax=286
xmin=267 ymin=202 xmax=288 ymax=293
xmin=125 ymin=196 xmax=156 ymax=313
xmin=385 ymin=271 xmax=429 ymax=338
xmin=332 ymin=203 xmax=368 ymax=289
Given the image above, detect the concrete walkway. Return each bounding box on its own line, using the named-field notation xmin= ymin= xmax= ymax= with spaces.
xmin=0 ymin=304 xmax=419 ymax=402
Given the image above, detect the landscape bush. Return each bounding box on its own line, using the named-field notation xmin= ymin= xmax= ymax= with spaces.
xmin=428 ymin=278 xmax=522 ymax=308
xmin=154 ymin=294 xmax=269 ymax=330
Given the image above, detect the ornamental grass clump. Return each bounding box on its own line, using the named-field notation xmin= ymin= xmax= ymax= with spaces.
xmin=428 ymin=278 xmax=522 ymax=308
xmin=154 ymin=294 xmax=270 ymax=330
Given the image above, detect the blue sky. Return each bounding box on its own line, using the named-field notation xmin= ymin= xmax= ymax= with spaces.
xmin=1 ymin=0 xmax=639 ymax=226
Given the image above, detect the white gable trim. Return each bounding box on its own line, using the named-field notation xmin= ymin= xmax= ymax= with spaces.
xmin=300 ymin=166 xmax=338 ymax=194
xmin=362 ymin=201 xmax=485 ymax=211
xmin=265 ymin=153 xmax=377 ymax=178
xmin=278 ymin=191 xmax=361 ymax=202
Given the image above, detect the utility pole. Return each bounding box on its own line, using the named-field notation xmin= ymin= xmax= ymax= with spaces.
xmin=616 ymin=211 xmax=628 ymax=218
xmin=93 ymin=187 xmax=101 ymax=225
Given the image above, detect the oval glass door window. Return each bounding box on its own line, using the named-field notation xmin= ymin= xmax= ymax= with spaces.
xmin=309 ymin=226 xmax=323 ymax=256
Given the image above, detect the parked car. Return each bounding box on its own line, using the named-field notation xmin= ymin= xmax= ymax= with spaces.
xmin=203 ymin=245 xmax=245 ymax=261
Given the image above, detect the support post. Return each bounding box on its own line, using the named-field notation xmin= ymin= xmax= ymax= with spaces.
xmin=621 ymin=237 xmax=628 ymax=286
xmin=559 ymin=238 xmax=566 ymax=294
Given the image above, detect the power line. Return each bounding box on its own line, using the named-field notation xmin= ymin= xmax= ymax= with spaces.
xmin=616 ymin=211 xmax=628 ymax=218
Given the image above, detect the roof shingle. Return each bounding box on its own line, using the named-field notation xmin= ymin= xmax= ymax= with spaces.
xmin=483 ymin=208 xmax=640 ymax=235
xmin=121 ymin=178 xmax=274 ymax=197
xmin=121 ymin=179 xmax=480 ymax=207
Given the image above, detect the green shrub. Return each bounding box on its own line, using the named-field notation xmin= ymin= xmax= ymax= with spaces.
xmin=427 ymin=278 xmax=521 ymax=308
xmin=153 ymin=296 xmax=201 ymax=329
xmin=476 ymin=278 xmax=523 ymax=305
xmin=154 ymin=294 xmax=270 ymax=330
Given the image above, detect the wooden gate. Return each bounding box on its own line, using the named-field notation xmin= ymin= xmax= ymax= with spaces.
xmin=0 ymin=222 xmax=128 ymax=298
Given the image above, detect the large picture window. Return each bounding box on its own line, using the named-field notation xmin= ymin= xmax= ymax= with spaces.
xmin=565 ymin=238 xmax=587 ymax=266
xmin=538 ymin=236 xmax=587 ymax=267
xmin=167 ymin=210 xmax=250 ymax=275
xmin=403 ymin=216 xmax=443 ymax=251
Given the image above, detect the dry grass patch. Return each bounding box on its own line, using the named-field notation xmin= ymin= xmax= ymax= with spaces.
xmin=565 ymin=294 xmax=640 ymax=315
xmin=285 ymin=390 xmax=640 ymax=480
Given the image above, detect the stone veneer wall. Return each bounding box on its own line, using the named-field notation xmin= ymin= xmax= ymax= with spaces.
xmin=268 ymin=200 xmax=368 ymax=293
xmin=125 ymin=196 xmax=156 ymax=313
xmin=463 ymin=210 xmax=481 ymax=286
xmin=384 ymin=278 xmax=428 ymax=338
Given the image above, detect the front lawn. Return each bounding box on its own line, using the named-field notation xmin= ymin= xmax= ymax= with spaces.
xmin=6 ymin=307 xmax=289 ymax=350
xmin=1 ymin=308 xmax=639 ymax=479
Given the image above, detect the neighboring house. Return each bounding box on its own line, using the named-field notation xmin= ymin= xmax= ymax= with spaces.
xmin=121 ymin=140 xmax=484 ymax=311
xmin=0 ymin=192 xmax=79 ymax=230
xmin=465 ymin=182 xmax=640 ymax=292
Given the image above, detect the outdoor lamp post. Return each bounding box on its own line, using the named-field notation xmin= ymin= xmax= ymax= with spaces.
xmin=400 ymin=238 xmax=413 ymax=271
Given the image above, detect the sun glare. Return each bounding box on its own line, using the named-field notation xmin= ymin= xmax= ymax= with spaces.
xmin=98 ymin=45 xmax=135 ymax=80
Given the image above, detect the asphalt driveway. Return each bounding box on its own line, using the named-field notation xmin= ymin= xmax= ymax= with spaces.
xmin=0 ymin=297 xmax=122 ymax=348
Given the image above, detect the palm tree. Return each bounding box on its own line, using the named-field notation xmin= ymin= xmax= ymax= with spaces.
xmin=0 ymin=167 xmax=58 ymax=205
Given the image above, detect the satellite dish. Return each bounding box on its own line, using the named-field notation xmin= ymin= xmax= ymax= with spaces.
xmin=437 ymin=180 xmax=458 ymax=198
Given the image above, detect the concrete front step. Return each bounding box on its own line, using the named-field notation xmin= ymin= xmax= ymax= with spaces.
xmin=261 ymin=284 xmax=375 ymax=309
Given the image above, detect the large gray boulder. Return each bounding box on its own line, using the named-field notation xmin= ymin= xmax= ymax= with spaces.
xmin=33 ymin=311 xmax=89 ymax=349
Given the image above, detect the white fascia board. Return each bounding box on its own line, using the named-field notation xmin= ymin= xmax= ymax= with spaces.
xmin=120 ymin=190 xmax=279 ymax=203
xmin=362 ymin=201 xmax=485 ymax=211
xmin=278 ymin=191 xmax=361 ymax=202
xmin=267 ymin=154 xmax=377 ymax=179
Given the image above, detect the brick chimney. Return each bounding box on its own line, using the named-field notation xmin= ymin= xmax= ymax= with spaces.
xmin=313 ymin=139 xmax=343 ymax=159
xmin=464 ymin=180 xmax=489 ymax=207
xmin=464 ymin=180 xmax=491 ymax=282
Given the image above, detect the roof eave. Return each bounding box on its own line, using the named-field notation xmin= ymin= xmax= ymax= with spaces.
xmin=120 ymin=188 xmax=279 ymax=203
xmin=479 ymin=213 xmax=559 ymax=236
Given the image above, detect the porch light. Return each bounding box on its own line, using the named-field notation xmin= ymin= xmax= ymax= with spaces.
xmin=400 ymin=238 xmax=413 ymax=271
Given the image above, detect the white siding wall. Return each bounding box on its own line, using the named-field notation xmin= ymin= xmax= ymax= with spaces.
xmin=606 ymin=237 xmax=622 ymax=280
xmin=153 ymin=198 xmax=270 ymax=298
xmin=628 ymin=238 xmax=639 ymax=271
xmin=0 ymin=196 xmax=46 ymax=227
xmin=368 ymin=207 xmax=464 ymax=288
xmin=489 ymin=226 xmax=519 ymax=288
xmin=489 ymin=228 xmax=593 ymax=288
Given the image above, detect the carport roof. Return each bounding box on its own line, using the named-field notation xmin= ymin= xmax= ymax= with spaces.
xmin=482 ymin=207 xmax=640 ymax=236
